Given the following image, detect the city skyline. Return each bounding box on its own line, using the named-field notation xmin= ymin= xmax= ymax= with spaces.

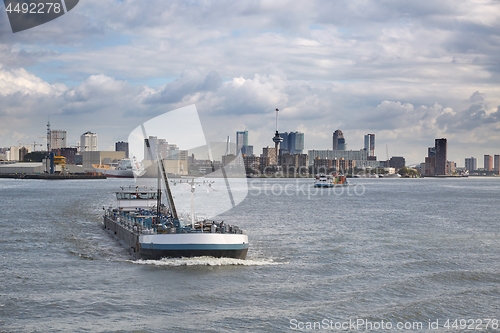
xmin=6 ymin=124 xmax=500 ymax=169
xmin=1 ymin=1 xmax=500 ymax=165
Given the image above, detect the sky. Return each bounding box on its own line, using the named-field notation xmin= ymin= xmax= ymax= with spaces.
xmin=1 ymin=0 xmax=499 ymax=166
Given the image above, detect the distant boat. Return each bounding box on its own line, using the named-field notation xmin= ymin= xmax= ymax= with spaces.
xmin=314 ymin=173 xmax=348 ymax=187
xmin=379 ymin=173 xmax=401 ymax=178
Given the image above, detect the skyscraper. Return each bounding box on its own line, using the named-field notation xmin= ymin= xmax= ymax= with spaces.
xmin=332 ymin=130 xmax=346 ymax=150
xmin=236 ymin=130 xmax=249 ymax=155
xmin=494 ymin=155 xmax=500 ymax=174
xmin=116 ymin=141 xmax=129 ymax=158
xmin=465 ymin=157 xmax=477 ymax=172
xmin=364 ymin=134 xmax=375 ymax=157
xmin=279 ymin=131 xmax=304 ymax=155
xmin=80 ymin=131 xmax=98 ymax=152
xmin=435 ymin=138 xmax=447 ymax=175
xmin=484 ymin=155 xmax=493 ymax=171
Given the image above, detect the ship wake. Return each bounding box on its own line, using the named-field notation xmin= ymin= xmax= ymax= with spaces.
xmin=130 ymin=256 xmax=284 ymax=266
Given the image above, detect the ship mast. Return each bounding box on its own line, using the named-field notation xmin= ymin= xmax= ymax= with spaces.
xmin=144 ymin=136 xmax=178 ymax=222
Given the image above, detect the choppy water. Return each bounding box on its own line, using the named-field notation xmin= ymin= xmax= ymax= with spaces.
xmin=1 ymin=177 xmax=499 ymax=332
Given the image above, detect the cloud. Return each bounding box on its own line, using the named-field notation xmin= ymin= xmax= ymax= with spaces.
xmin=436 ymin=91 xmax=500 ymax=131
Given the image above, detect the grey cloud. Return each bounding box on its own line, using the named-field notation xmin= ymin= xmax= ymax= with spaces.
xmin=143 ymin=70 xmax=221 ymax=105
xmin=436 ymin=92 xmax=500 ymax=131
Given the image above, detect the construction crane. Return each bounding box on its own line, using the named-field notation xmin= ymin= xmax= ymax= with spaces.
xmin=18 ymin=141 xmax=43 ymax=151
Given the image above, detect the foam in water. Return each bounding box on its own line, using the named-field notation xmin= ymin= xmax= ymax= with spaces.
xmin=129 ymin=256 xmax=285 ymax=266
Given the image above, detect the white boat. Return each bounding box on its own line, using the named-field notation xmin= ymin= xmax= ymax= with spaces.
xmin=102 ymin=140 xmax=248 ymax=260
xmin=314 ymin=173 xmax=348 ymax=187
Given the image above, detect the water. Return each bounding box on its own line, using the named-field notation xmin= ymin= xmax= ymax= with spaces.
xmin=1 ymin=177 xmax=500 ymax=332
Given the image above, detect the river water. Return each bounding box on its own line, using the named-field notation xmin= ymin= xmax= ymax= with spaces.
xmin=1 ymin=177 xmax=499 ymax=332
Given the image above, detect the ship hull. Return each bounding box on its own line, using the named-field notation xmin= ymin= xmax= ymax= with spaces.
xmin=103 ymin=215 xmax=249 ymax=260
xmin=313 ymin=184 xmax=348 ymax=188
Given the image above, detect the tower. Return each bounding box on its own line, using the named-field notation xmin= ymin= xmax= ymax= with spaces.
xmin=272 ymin=108 xmax=283 ymax=166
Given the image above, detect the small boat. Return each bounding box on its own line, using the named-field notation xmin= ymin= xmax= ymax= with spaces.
xmin=102 ymin=140 xmax=248 ymax=260
xmin=314 ymin=173 xmax=348 ymax=188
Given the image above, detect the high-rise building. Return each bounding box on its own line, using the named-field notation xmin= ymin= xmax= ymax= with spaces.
xmin=494 ymin=155 xmax=500 ymax=174
xmin=465 ymin=157 xmax=477 ymax=172
xmin=332 ymin=130 xmax=345 ymax=150
xmin=364 ymin=134 xmax=375 ymax=157
xmin=115 ymin=141 xmax=129 ymax=158
xmin=279 ymin=131 xmax=305 ymax=155
xmin=50 ymin=130 xmax=67 ymax=149
xmin=236 ymin=131 xmax=248 ymax=154
xmin=435 ymin=138 xmax=447 ymax=175
xmin=484 ymin=155 xmax=493 ymax=171
xmin=80 ymin=131 xmax=98 ymax=152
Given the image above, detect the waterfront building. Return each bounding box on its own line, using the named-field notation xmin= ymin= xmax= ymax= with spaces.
xmin=424 ymin=156 xmax=436 ymax=176
xmin=494 ymin=155 xmax=500 ymax=174
xmin=115 ymin=141 xmax=129 ymax=158
xmin=484 ymin=155 xmax=493 ymax=171
xmin=447 ymin=161 xmax=456 ymax=175
xmin=50 ymin=130 xmax=67 ymax=149
xmin=465 ymin=157 xmax=477 ymax=172
xmin=80 ymin=131 xmax=98 ymax=152
xmin=364 ymin=134 xmax=375 ymax=157
xmin=389 ymin=156 xmax=405 ymax=170
xmin=435 ymin=138 xmax=447 ymax=175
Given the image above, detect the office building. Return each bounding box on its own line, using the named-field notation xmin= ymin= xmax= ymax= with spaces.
xmin=484 ymin=155 xmax=493 ymax=171
xmin=80 ymin=131 xmax=98 ymax=152
xmin=435 ymin=138 xmax=447 ymax=175
xmin=465 ymin=157 xmax=477 ymax=172
xmin=115 ymin=141 xmax=129 ymax=158
xmin=364 ymin=134 xmax=375 ymax=157
xmin=494 ymin=155 xmax=500 ymax=174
